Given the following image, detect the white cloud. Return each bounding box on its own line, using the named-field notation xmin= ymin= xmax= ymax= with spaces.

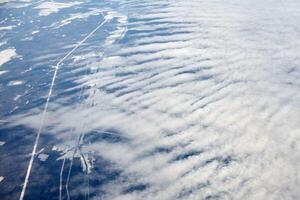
xmin=8 ymin=0 xmax=300 ymax=199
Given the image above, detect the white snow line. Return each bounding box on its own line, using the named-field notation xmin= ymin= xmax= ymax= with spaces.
xmin=19 ymin=18 xmax=109 ymax=200
xmin=59 ymin=158 xmax=66 ymax=200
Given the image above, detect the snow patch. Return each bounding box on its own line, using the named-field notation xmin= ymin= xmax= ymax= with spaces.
xmin=14 ymin=94 xmax=22 ymax=101
xmin=51 ymin=8 xmax=103 ymax=29
xmin=0 ymin=48 xmax=17 ymax=66
xmin=0 ymin=25 xmax=16 ymax=31
xmin=8 ymin=80 xmax=23 ymax=86
xmin=0 ymin=0 xmax=10 ymax=3
xmin=35 ymin=1 xmax=82 ymax=16
xmin=31 ymin=30 xmax=39 ymax=35
xmin=38 ymin=153 xmax=49 ymax=162
xmin=0 ymin=70 xmax=8 ymax=75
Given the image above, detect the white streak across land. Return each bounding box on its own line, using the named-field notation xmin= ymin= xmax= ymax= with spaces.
xmin=18 ymin=17 xmax=109 ymax=200
xmin=59 ymin=158 xmax=66 ymax=200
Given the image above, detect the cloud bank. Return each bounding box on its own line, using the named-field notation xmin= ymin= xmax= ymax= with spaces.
xmin=5 ymin=0 xmax=300 ymax=199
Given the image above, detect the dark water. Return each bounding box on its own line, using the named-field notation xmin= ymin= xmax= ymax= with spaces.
xmin=0 ymin=0 xmax=300 ymax=199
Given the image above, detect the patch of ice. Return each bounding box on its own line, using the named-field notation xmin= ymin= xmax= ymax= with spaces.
xmin=51 ymin=8 xmax=103 ymax=29
xmin=14 ymin=94 xmax=22 ymax=101
xmin=52 ymin=145 xmax=59 ymax=151
xmin=31 ymin=30 xmax=39 ymax=35
xmin=0 ymin=25 xmax=16 ymax=31
xmin=0 ymin=70 xmax=8 ymax=75
xmin=0 ymin=41 xmax=7 ymax=47
xmin=21 ymin=67 xmax=32 ymax=74
xmin=52 ymin=145 xmax=68 ymax=153
xmin=0 ymin=48 xmax=17 ymax=66
xmin=0 ymin=0 xmax=10 ymax=3
xmin=38 ymin=153 xmax=49 ymax=162
xmin=10 ymin=106 xmax=19 ymax=113
xmin=35 ymin=1 xmax=82 ymax=16
xmin=0 ymin=141 xmax=5 ymax=146
xmin=20 ymin=36 xmax=33 ymax=41
xmin=0 ymin=0 xmax=31 ymax=8
xmin=72 ymin=52 xmax=102 ymax=63
xmin=8 ymin=80 xmax=23 ymax=86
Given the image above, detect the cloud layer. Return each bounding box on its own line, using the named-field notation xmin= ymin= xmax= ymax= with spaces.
xmin=4 ymin=0 xmax=300 ymax=199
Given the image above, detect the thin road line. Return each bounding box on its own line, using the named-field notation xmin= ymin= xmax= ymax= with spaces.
xmin=65 ymin=134 xmax=82 ymax=200
xmin=59 ymin=158 xmax=66 ymax=200
xmin=19 ymin=18 xmax=109 ymax=200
